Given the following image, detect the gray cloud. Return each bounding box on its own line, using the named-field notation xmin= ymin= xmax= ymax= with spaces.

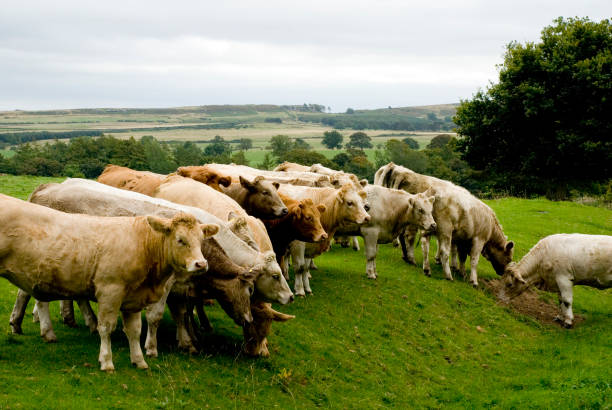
xmin=1 ymin=1 xmax=609 ymax=111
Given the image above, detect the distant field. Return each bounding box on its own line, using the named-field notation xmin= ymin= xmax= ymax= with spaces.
xmin=0 ymin=174 xmax=609 ymax=408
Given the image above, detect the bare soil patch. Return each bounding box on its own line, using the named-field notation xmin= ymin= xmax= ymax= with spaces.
xmin=484 ymin=279 xmax=584 ymax=327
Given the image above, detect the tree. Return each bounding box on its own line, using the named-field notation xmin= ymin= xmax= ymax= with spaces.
xmin=282 ymin=149 xmax=335 ymax=168
xmin=174 ymin=141 xmax=204 ymax=166
xmin=204 ymin=136 xmax=231 ymax=158
xmin=346 ymin=132 xmax=373 ymax=149
xmin=402 ymin=137 xmax=419 ymax=150
xmin=454 ymin=17 xmax=612 ymax=197
xmin=322 ymin=130 xmax=343 ymax=149
xmin=231 ymin=150 xmax=250 ymax=166
xmin=257 ymin=153 xmax=275 ymax=170
xmin=239 ymin=138 xmax=253 ymax=151
xmin=267 ymin=135 xmax=293 ymax=159
xmin=346 ymin=108 xmax=355 ymax=114
xmin=426 ymin=134 xmax=453 ymax=149
xmin=293 ymin=138 xmax=311 ymax=150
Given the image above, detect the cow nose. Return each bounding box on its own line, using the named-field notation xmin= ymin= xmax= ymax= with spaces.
xmin=364 ymin=204 xmax=371 ymax=212
xmin=364 ymin=215 xmax=371 ymax=223
xmin=194 ymin=260 xmax=208 ymax=271
xmin=289 ymin=295 xmax=295 ymax=303
xmin=281 ymin=208 xmax=288 ymax=216
xmin=430 ymin=223 xmax=437 ymax=231
xmin=321 ymin=233 xmax=328 ymax=240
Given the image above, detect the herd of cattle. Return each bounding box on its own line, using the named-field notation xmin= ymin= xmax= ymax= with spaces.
xmin=0 ymin=161 xmax=610 ymax=371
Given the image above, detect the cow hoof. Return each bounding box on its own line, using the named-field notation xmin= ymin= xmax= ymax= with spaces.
xmin=434 ymin=258 xmax=441 ymax=265
xmin=100 ymin=363 xmax=115 ymax=373
xmin=42 ymin=331 xmax=58 ymax=343
xmin=62 ymin=318 xmax=78 ymax=328
xmin=305 ymin=290 xmax=313 ymax=295
xmin=10 ymin=324 xmax=22 ymax=335
xmin=423 ymin=268 xmax=431 ymax=277
xmin=402 ymin=257 xmax=416 ymax=265
xmin=367 ymin=274 xmax=377 ymax=280
xmin=471 ymin=282 xmax=478 ymax=288
xmin=145 ymin=349 xmax=158 ymax=358
xmin=295 ymin=292 xmax=305 ymax=298
xmin=445 ymin=276 xmax=454 ymax=281
xmin=133 ymin=361 xmax=149 ymax=370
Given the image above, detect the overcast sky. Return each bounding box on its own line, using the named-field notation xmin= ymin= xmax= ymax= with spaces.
xmin=0 ymin=1 xmax=609 ymax=112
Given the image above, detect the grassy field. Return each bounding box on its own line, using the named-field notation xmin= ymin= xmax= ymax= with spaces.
xmin=0 ymin=176 xmax=610 ymax=408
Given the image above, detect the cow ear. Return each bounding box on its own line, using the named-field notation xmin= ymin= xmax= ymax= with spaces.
xmin=358 ymin=190 xmax=367 ymax=199
xmin=427 ymin=195 xmax=435 ymax=204
xmin=200 ymin=223 xmax=219 ymax=238
xmin=227 ymin=211 xmax=239 ymax=222
xmin=176 ymin=167 xmax=188 ymax=176
xmin=317 ymin=204 xmax=327 ymax=213
xmin=359 ymin=179 xmax=368 ymax=187
xmin=147 ymin=215 xmax=172 ymax=234
xmin=272 ymin=182 xmax=280 ymax=190
xmin=240 ymin=176 xmax=256 ymax=192
xmin=506 ymin=241 xmax=514 ymax=252
xmin=331 ymin=178 xmax=341 ymax=188
xmin=253 ymin=176 xmax=264 ymax=184
xmin=219 ymin=176 xmax=232 ymax=187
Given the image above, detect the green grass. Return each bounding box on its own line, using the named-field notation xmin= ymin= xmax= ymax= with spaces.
xmin=0 ymin=176 xmax=610 ymax=408
xmin=0 ymin=149 xmax=15 ymax=158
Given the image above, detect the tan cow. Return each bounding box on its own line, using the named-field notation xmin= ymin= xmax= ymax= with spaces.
xmin=278 ymin=184 xmax=370 ymax=296
xmin=0 ymin=194 xmax=217 ymax=371
xmin=374 ymin=162 xmax=514 ymax=286
xmin=98 ymin=164 xmax=165 ymax=196
xmin=501 ymin=234 xmax=612 ymax=327
xmin=176 ymin=166 xmax=288 ymax=219
xmin=202 ymin=163 xmax=333 ymax=187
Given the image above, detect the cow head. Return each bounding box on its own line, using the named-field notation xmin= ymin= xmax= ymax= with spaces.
xmin=176 ymin=166 xmax=232 ymax=192
xmin=242 ymin=302 xmax=294 ymax=357
xmin=406 ymin=192 xmax=437 ymax=233
xmin=499 ymin=262 xmax=529 ymax=300
xmin=239 ymin=176 xmax=288 ymax=219
xmin=290 ymin=199 xmax=328 ymax=243
xmin=482 ymin=240 xmax=515 ymax=276
xmin=209 ymin=270 xmax=256 ymax=326
xmin=250 ymin=251 xmax=294 ymax=305
xmin=335 ymin=185 xmax=370 ymax=225
xmin=227 ymin=212 xmax=260 ymax=251
xmin=146 ymin=212 xmax=219 ymax=282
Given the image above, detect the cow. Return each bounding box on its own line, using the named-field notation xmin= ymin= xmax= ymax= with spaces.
xmin=274 ymin=162 xmax=311 ymax=173
xmin=335 ymin=185 xmax=437 ymax=279
xmin=374 ymin=163 xmax=514 ymax=286
xmin=202 ymin=163 xmax=333 ymax=187
xmin=263 ymin=193 xmax=328 ymax=278
xmin=0 ymin=194 xmax=217 ymax=371
xmin=278 ymin=184 xmax=370 ymax=296
xmin=18 ymin=179 xmax=293 ymax=356
xmin=176 ymin=165 xmax=288 ymax=219
xmin=243 ymin=301 xmax=295 ymax=357
xmin=501 ymin=234 xmax=612 ymax=327
xmin=98 ymin=164 xmax=165 ymax=196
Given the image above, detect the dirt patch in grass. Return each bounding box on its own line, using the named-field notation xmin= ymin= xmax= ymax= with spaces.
xmin=484 ymin=279 xmax=584 ymax=328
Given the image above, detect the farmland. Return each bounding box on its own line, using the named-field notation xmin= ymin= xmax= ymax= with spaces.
xmin=0 ymin=175 xmax=610 ymax=408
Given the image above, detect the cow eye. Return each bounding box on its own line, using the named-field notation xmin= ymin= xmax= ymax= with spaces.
xmin=273 ymin=274 xmax=280 ymax=280
xmin=263 ymin=191 xmax=269 ymax=196
xmin=177 ymin=238 xmax=186 ymax=246
xmin=306 ymin=216 xmax=312 ymax=221
xmin=347 ymin=201 xmax=354 ymax=206
xmin=248 ymin=286 xmax=254 ymax=296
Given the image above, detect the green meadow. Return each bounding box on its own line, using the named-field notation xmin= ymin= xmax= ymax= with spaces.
xmin=0 ymin=175 xmax=610 ymax=408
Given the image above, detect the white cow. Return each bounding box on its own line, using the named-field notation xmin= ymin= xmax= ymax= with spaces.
xmin=501 ymin=234 xmax=612 ymax=327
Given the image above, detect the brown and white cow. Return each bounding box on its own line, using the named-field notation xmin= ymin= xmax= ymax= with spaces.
xmin=203 ymin=163 xmax=334 ymax=187
xmin=18 ymin=178 xmax=292 ymax=356
xmin=263 ymin=193 xmax=328 ymax=278
xmin=501 ymin=234 xmax=612 ymax=327
xmin=375 ymin=162 xmax=514 ymax=286
xmin=0 ymin=194 xmax=217 ymax=371
xmin=243 ymin=301 xmax=295 ymax=357
xmin=176 ymin=165 xmax=288 ymax=219
xmin=278 ymin=184 xmax=370 ymax=296
xmin=335 ymin=185 xmax=436 ymax=279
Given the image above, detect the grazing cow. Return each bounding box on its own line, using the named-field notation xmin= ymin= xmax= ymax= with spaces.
xmin=20 ymin=179 xmax=293 ymax=356
xmin=0 ymin=194 xmax=217 ymax=371
xmin=374 ymin=163 xmax=514 ymax=286
xmin=243 ymin=302 xmax=295 ymax=357
xmin=274 ymin=162 xmax=311 ymax=173
xmin=203 ymin=163 xmax=334 ymax=187
xmin=501 ymin=234 xmax=612 ymax=327
xmin=335 ymin=185 xmax=437 ymax=279
xmin=264 ymin=193 xmax=328 ymax=278
xmin=176 ymin=166 xmax=288 ymax=219
xmin=278 ymin=184 xmax=370 ymax=296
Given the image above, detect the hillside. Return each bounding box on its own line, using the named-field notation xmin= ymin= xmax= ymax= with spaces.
xmin=0 ymin=175 xmax=609 ymax=408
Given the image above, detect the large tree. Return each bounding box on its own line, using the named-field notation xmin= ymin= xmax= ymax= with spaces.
xmin=322 ymin=130 xmax=343 ymax=149
xmin=346 ymin=132 xmax=373 ymax=149
xmin=454 ymin=17 xmax=612 ymax=196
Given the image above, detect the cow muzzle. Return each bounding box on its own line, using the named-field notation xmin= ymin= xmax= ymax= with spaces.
xmin=426 ymin=222 xmax=437 ymax=233
xmin=187 ymin=259 xmax=208 ymax=273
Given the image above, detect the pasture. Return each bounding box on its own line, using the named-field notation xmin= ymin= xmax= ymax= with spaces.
xmin=0 ymin=175 xmax=610 ymax=408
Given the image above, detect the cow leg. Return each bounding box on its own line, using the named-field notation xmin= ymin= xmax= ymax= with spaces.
xmin=280 ymin=252 xmax=290 ymax=280
xmin=421 ymin=235 xmax=432 ymax=276
xmin=77 ymin=300 xmax=98 ymax=333
xmin=32 ymin=303 xmax=39 ymax=323
xmin=555 ymin=276 xmax=574 ymax=328
xmin=303 ymin=258 xmax=313 ymax=294
xmin=291 ymin=245 xmax=307 ymax=297
xmin=450 ymin=244 xmax=459 ymax=272
xmin=363 ymin=229 xmax=379 ymax=279
xmin=97 ymin=289 xmax=124 ymax=372
xmin=144 ymin=276 xmax=175 ymax=357
xmin=438 ymin=234 xmax=453 ymax=281
xmin=401 ymin=226 xmax=418 ymax=265
xmin=309 ymin=259 xmax=318 ymax=271
xmin=457 ymin=250 xmax=468 ymax=278
xmin=167 ymin=299 xmax=198 ymax=354
xmin=35 ymin=301 xmax=57 ymax=343
xmin=195 ymin=299 xmax=213 ymax=333
xmin=185 ymin=301 xmax=201 ymax=349
xmin=351 ymin=236 xmax=360 ymax=251
xmin=60 ymin=300 xmax=78 ymax=328
xmin=121 ymin=310 xmax=148 ymax=369
xmin=10 ymin=289 xmax=31 ymax=335
xmin=468 ymin=241 xmax=484 ymax=287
